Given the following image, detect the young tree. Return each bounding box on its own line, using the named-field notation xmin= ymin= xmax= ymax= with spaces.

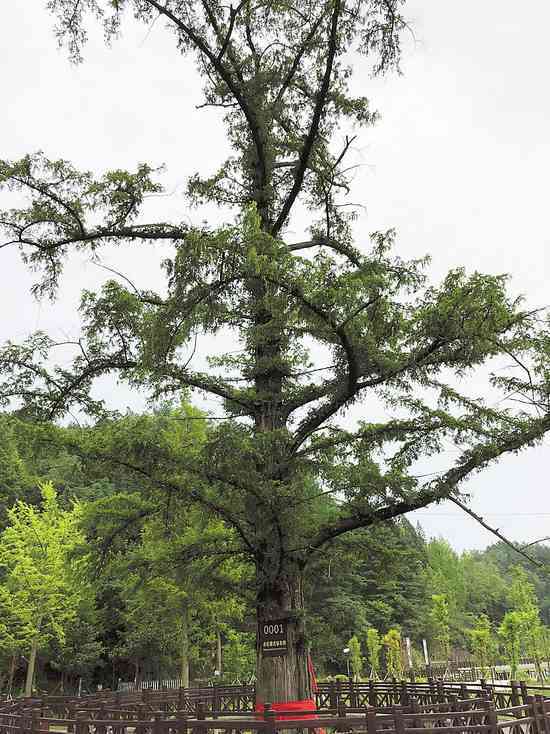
xmin=468 ymin=613 xmax=495 ymax=677
xmin=0 ymin=483 xmax=92 ymax=695
xmin=383 ymin=628 xmax=403 ymax=679
xmin=0 ymin=586 xmax=34 ymax=694
xmin=498 ymin=611 xmax=522 ymax=681
xmin=507 ymin=566 xmax=545 ymax=682
xmin=2 ymin=0 xmax=550 ymax=705
xmin=366 ymin=628 xmax=382 ymax=680
xmin=428 ymin=594 xmax=451 ymax=661
xmin=347 ymin=635 xmax=363 ymax=681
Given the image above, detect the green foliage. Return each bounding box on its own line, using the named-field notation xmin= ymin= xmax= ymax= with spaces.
xmin=498 ymin=611 xmax=522 ymax=680
xmin=305 ymin=519 xmax=429 ymax=672
xmin=218 ymin=629 xmax=255 ymax=683
xmin=467 ymin=614 xmax=495 ymax=675
xmin=383 ymin=628 xmax=403 ymax=679
xmin=429 ymin=594 xmax=451 ymax=659
xmin=347 ymin=635 xmax=363 ymax=680
xmin=0 ymin=416 xmax=36 ymax=527
xmin=366 ymin=628 xmax=382 ymax=679
xmin=506 ymin=566 xmax=545 ymax=681
xmin=0 ymin=482 xmax=97 ymax=690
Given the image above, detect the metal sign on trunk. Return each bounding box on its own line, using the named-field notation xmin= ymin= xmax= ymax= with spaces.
xmin=260 ymin=619 xmax=288 ymax=657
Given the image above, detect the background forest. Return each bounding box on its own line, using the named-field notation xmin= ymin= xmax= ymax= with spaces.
xmin=1 ymin=408 xmax=549 ymax=695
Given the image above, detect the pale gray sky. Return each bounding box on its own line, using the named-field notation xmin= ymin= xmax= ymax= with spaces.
xmin=1 ymin=2 xmax=549 ymax=552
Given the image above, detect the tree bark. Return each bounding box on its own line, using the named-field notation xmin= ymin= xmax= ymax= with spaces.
xmin=24 ymin=642 xmax=38 ymax=697
xmin=256 ymin=571 xmax=310 ymax=704
xmin=180 ymin=607 xmax=190 ymax=688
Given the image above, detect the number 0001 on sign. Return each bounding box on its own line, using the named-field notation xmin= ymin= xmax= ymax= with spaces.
xmin=260 ymin=620 xmax=288 ymax=656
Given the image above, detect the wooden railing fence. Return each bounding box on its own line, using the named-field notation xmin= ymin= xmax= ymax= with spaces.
xmin=2 ymin=681 xmax=550 ymax=734
xmin=1 ymin=697 xmax=550 ymax=734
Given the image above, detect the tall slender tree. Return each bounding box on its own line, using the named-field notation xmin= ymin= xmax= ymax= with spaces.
xmin=1 ymin=0 xmax=550 ymax=704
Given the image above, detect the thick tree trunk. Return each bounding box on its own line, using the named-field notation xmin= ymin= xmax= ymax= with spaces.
xmin=180 ymin=608 xmax=190 ymax=688
xmin=256 ymin=571 xmax=310 ymax=705
xmin=24 ymin=642 xmax=38 ymax=697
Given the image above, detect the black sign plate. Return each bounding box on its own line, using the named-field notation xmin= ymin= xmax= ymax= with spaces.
xmin=260 ymin=619 xmax=288 ymax=657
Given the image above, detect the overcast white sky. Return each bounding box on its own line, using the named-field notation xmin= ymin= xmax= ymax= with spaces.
xmin=1 ymin=2 xmax=549 ymax=553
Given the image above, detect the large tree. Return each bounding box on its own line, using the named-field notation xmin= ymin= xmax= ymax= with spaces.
xmin=1 ymin=0 xmax=550 ymax=704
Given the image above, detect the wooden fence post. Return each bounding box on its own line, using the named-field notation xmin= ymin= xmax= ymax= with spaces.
xmin=428 ymin=678 xmax=435 ymax=704
xmin=539 ymin=696 xmax=550 ymax=734
xmin=400 ymin=682 xmax=409 ymax=707
xmin=192 ymin=700 xmax=205 ymax=734
xmin=264 ymin=703 xmax=276 ymax=734
xmin=520 ymin=681 xmax=529 ymax=705
xmin=196 ymin=702 xmax=205 ymax=722
xmin=367 ymin=708 xmax=377 ymax=734
xmin=368 ymin=680 xmax=376 ymax=708
xmin=529 ymin=696 xmax=541 ymax=734
xmin=75 ymin=711 xmax=86 ymax=734
xmin=329 ymin=681 xmax=337 ymax=710
xmin=350 ymin=678 xmax=358 ymax=709
xmin=485 ymin=702 xmax=498 ymax=734
xmin=510 ymin=681 xmax=521 ymax=707
xmin=393 ymin=706 xmax=405 ymax=734
xmin=337 ymin=699 xmax=347 ymax=733
xmin=411 ymin=699 xmax=420 ymax=730
xmin=96 ymin=705 xmax=106 ymax=734
xmin=153 ymin=713 xmax=162 ymax=734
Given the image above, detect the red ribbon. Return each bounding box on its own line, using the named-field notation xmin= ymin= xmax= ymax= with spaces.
xmin=255 ymin=699 xmax=325 ymax=734
xmin=256 ymin=699 xmax=316 ymax=720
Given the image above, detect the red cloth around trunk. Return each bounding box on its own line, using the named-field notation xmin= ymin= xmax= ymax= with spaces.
xmin=256 ymin=699 xmax=316 ymax=720
xmin=255 ymin=699 xmax=325 ymax=734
